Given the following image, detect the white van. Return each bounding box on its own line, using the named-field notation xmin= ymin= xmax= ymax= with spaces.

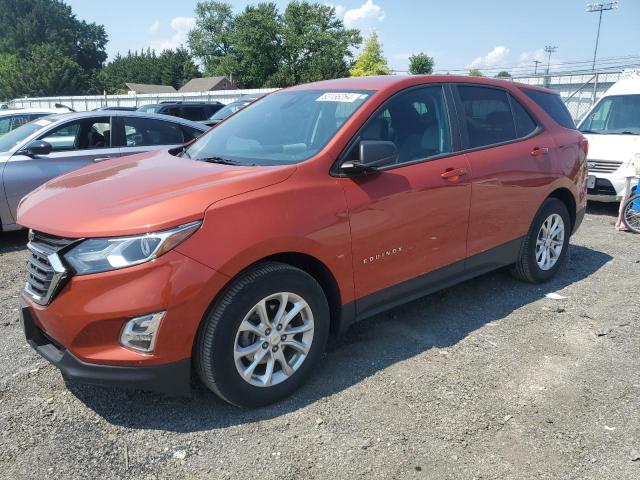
xmin=578 ymin=77 xmax=640 ymax=202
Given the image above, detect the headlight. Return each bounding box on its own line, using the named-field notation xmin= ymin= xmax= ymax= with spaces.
xmin=64 ymin=221 xmax=201 ymax=275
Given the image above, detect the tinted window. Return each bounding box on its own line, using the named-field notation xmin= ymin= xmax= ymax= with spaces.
xmin=11 ymin=114 xmax=30 ymax=130
xmin=40 ymin=118 xmax=110 ymax=151
xmin=182 ymin=125 xmax=205 ymax=141
xmin=357 ymin=86 xmax=451 ymax=164
xmin=161 ymin=106 xmax=181 ymax=117
xmin=511 ymin=97 xmax=538 ymax=137
xmin=523 ymin=89 xmax=575 ymax=129
xmin=123 ymin=117 xmax=186 ymax=146
xmin=0 ymin=117 xmax=11 ymax=135
xmin=458 ymin=86 xmax=516 ymax=148
xmin=579 ymin=94 xmax=640 ymax=135
xmin=181 ymin=106 xmax=207 ymax=121
xmin=186 ymin=90 xmax=371 ymax=166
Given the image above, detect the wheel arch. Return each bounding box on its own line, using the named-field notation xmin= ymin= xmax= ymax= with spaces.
xmin=547 ymin=187 xmax=577 ymax=232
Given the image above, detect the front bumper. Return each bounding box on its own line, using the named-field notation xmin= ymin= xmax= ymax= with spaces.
xmin=21 ymin=300 xmax=191 ymax=395
xmin=19 ymin=249 xmax=230 ymax=395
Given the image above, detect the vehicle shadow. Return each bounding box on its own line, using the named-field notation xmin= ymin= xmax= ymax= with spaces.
xmin=0 ymin=230 xmax=28 ymax=254
xmin=586 ymin=201 xmax=619 ymax=218
xmin=68 ymin=244 xmax=612 ymax=432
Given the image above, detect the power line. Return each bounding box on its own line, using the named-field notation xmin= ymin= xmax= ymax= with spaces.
xmin=545 ymin=46 xmax=558 ymax=75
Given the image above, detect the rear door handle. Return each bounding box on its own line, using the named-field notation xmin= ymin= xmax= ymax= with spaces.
xmin=441 ymin=168 xmax=467 ymax=180
xmin=531 ymin=147 xmax=549 ymax=158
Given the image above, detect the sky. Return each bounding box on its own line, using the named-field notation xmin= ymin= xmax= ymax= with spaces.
xmin=65 ymin=0 xmax=640 ymax=76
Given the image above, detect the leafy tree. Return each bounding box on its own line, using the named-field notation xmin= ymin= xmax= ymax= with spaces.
xmin=468 ymin=69 xmax=483 ymax=77
xmin=98 ymin=48 xmax=201 ymax=93
xmin=349 ymin=31 xmax=390 ymax=77
xmin=188 ymin=1 xmax=237 ymax=78
xmin=408 ymin=52 xmax=434 ymax=75
xmin=189 ymin=1 xmax=361 ymax=88
xmin=495 ymin=70 xmax=511 ymax=78
xmin=0 ymin=0 xmax=107 ymax=71
xmin=0 ymin=53 xmax=20 ymax=100
xmin=273 ymin=2 xmax=361 ymax=86
xmin=19 ymin=44 xmax=86 ymax=96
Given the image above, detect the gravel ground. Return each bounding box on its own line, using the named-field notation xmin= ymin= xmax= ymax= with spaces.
xmin=0 ymin=203 xmax=638 ymax=480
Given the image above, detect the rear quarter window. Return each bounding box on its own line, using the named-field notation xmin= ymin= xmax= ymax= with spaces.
xmin=523 ymin=89 xmax=575 ymax=129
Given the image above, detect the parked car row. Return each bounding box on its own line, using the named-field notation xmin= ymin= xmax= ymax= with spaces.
xmin=14 ymin=75 xmax=588 ymax=407
xmin=0 ymin=106 xmax=73 ymax=136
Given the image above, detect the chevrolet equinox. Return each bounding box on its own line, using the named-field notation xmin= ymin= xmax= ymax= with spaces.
xmin=18 ymin=76 xmax=587 ymax=407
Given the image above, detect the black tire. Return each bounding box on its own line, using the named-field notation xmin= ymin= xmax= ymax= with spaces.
xmin=510 ymin=197 xmax=571 ymax=283
xmin=195 ymin=261 xmax=330 ymax=407
xmin=622 ymin=195 xmax=640 ymax=234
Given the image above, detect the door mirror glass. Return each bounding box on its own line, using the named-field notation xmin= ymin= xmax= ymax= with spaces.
xmin=18 ymin=140 xmax=52 ymax=156
xmin=341 ymin=140 xmax=398 ymax=174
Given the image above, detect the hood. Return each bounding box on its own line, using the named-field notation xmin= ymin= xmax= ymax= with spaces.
xmin=584 ymin=133 xmax=640 ymax=163
xmin=17 ymin=150 xmax=295 ymax=238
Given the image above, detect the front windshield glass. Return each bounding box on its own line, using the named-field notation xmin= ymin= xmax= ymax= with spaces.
xmin=579 ymin=94 xmax=640 ymax=134
xmin=187 ymin=90 xmax=373 ymax=165
xmin=209 ymin=101 xmax=249 ymax=121
xmin=0 ymin=118 xmax=52 ymax=152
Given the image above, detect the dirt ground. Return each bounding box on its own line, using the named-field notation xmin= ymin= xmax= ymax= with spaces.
xmin=0 ymin=202 xmax=638 ymax=480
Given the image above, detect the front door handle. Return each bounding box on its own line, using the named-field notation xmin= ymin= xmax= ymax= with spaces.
xmin=531 ymin=147 xmax=549 ymax=158
xmin=441 ymin=168 xmax=467 ymax=180
xmin=93 ymin=157 xmax=112 ymax=163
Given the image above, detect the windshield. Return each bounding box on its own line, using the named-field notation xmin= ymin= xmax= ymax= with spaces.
xmin=0 ymin=118 xmax=53 ymax=152
xmin=579 ymin=94 xmax=640 ymax=134
xmin=209 ymin=101 xmax=250 ymax=121
xmin=187 ymin=90 xmax=372 ymax=165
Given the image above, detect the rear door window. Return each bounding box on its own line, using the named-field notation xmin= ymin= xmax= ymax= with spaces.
xmin=511 ymin=97 xmax=538 ymax=137
xmin=457 ymin=85 xmax=517 ymax=148
xmin=123 ymin=117 xmax=186 ymax=147
xmin=181 ymin=106 xmax=207 ymax=121
xmin=523 ymin=89 xmax=575 ymax=129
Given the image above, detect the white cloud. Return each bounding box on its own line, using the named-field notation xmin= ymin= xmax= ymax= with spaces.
xmin=151 ymin=16 xmax=196 ymax=51
xmin=469 ymin=45 xmax=510 ymax=68
xmin=341 ymin=0 xmax=385 ymax=28
xmin=147 ymin=20 xmax=160 ymax=35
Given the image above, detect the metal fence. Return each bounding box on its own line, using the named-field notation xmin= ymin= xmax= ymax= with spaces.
xmin=7 ymin=88 xmax=278 ymax=111
xmin=8 ymin=70 xmax=635 ymax=120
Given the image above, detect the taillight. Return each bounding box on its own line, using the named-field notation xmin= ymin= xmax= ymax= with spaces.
xmin=580 ymin=138 xmax=589 ymax=157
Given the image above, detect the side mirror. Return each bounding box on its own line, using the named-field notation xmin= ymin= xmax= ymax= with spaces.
xmin=17 ymin=140 xmax=52 ymax=157
xmin=341 ymin=140 xmax=398 ymax=174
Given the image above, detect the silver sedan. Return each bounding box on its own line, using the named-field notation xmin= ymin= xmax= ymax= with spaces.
xmin=0 ymin=111 xmax=208 ymax=232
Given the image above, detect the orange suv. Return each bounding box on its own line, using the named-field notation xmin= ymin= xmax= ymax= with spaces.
xmin=18 ymin=76 xmax=587 ymax=407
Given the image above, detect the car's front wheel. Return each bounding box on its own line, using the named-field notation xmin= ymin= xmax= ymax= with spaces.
xmin=195 ymin=262 xmax=329 ymax=407
xmin=510 ymin=197 xmax=571 ymax=283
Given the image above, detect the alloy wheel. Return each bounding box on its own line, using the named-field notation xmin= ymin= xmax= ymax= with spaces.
xmin=535 ymin=213 xmax=565 ymax=271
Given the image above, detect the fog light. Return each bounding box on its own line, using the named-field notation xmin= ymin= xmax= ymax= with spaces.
xmin=120 ymin=312 xmax=165 ymax=353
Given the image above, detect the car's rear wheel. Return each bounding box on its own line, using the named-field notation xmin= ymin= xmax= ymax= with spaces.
xmin=195 ymin=261 xmax=329 ymax=407
xmin=510 ymin=198 xmax=571 ymax=283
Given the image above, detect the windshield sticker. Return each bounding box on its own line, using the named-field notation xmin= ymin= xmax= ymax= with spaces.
xmin=34 ymin=119 xmax=52 ymax=127
xmin=316 ymin=93 xmax=367 ymax=103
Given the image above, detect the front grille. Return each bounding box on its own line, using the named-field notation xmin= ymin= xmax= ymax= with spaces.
xmin=587 ymin=178 xmax=617 ymax=196
xmin=25 ymin=231 xmax=75 ymax=306
xmin=587 ymin=159 xmax=623 ymax=173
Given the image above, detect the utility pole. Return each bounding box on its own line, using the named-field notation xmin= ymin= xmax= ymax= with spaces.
xmin=586 ymin=2 xmax=619 ymax=71
xmin=533 ymin=60 xmax=542 ymax=75
xmin=544 ymin=46 xmax=557 ymax=75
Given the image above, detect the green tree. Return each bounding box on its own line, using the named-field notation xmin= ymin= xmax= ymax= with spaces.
xmin=495 ymin=70 xmax=511 ymax=78
xmin=273 ymin=2 xmax=361 ymax=86
xmin=468 ymin=69 xmax=483 ymax=77
xmin=0 ymin=53 xmax=20 ymax=101
xmin=158 ymin=48 xmax=201 ymax=89
xmin=0 ymin=0 xmax=107 ymax=71
xmin=19 ymin=44 xmax=86 ymax=96
xmin=408 ymin=52 xmax=434 ymax=75
xmin=349 ymin=32 xmax=390 ymax=77
xmin=188 ymin=1 xmax=361 ymax=88
xmin=188 ymin=1 xmax=237 ymax=78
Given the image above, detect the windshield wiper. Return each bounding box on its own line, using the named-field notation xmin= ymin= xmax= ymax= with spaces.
xmin=580 ymin=129 xmax=601 ymax=134
xmin=198 ymin=156 xmax=255 ymax=166
xmin=617 ymin=131 xmax=638 ymax=135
